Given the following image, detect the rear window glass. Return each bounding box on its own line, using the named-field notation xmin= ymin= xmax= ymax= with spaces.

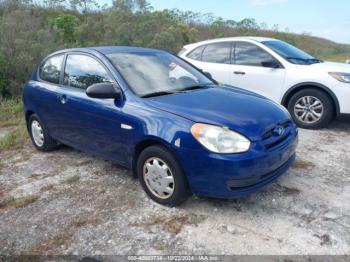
xmin=202 ymin=42 xmax=232 ymax=64
xmin=39 ymin=55 xmax=64 ymax=84
xmin=186 ymin=45 xmax=205 ymax=61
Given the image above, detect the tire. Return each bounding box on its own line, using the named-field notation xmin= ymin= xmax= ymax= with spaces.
xmin=137 ymin=145 xmax=191 ymax=206
xmin=28 ymin=114 xmax=58 ymax=151
xmin=287 ymin=88 xmax=334 ymax=129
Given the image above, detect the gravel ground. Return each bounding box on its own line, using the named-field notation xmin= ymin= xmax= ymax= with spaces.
xmin=0 ymin=120 xmax=350 ymax=256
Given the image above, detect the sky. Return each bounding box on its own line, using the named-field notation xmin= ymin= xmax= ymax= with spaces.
xmin=97 ymin=0 xmax=350 ymax=44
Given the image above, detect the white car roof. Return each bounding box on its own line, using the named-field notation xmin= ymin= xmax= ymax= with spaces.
xmin=183 ymin=36 xmax=277 ymax=48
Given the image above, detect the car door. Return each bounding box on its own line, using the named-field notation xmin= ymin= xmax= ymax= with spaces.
xmin=230 ymin=41 xmax=286 ymax=102
xmin=186 ymin=42 xmax=233 ymax=84
xmin=32 ymin=53 xmax=65 ymax=137
xmin=55 ymin=53 xmax=131 ymax=164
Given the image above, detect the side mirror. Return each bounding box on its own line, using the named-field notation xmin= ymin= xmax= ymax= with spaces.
xmin=262 ymin=60 xmax=282 ymax=69
xmin=86 ymin=83 xmax=121 ymax=99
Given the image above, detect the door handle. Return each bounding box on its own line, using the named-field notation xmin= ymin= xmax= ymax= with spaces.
xmin=234 ymin=71 xmax=246 ymax=75
xmin=58 ymin=94 xmax=68 ymax=104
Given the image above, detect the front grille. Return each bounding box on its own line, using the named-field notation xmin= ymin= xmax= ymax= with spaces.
xmin=261 ymin=120 xmax=290 ymax=139
xmin=261 ymin=120 xmax=293 ymax=149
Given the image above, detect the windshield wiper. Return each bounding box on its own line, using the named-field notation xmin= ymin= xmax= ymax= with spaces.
xmin=285 ymin=57 xmax=322 ymax=64
xmin=140 ymin=91 xmax=174 ymax=98
xmin=285 ymin=57 xmax=308 ymax=61
xmin=176 ymin=83 xmax=214 ymax=92
xmin=306 ymin=58 xmax=323 ymax=63
xmin=140 ymin=83 xmax=214 ymax=97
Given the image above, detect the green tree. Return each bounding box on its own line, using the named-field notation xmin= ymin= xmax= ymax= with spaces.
xmin=54 ymin=14 xmax=77 ymax=44
xmin=237 ymin=18 xmax=258 ymax=29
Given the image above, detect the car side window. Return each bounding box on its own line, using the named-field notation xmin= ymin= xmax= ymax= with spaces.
xmin=202 ymin=42 xmax=232 ymax=64
xmin=186 ymin=45 xmax=205 ymax=61
xmin=64 ymin=54 xmax=113 ymax=89
xmin=234 ymin=42 xmax=279 ymax=67
xmin=39 ymin=54 xmax=64 ymax=84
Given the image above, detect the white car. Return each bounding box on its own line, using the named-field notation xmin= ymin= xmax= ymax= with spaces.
xmin=179 ymin=37 xmax=350 ymax=128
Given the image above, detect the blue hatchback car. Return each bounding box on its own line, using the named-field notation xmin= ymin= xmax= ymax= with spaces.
xmin=23 ymin=46 xmax=298 ymax=206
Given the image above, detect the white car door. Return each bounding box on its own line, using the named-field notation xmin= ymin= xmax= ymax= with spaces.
xmin=229 ymin=41 xmax=286 ymax=102
xmin=185 ymin=42 xmax=232 ymax=84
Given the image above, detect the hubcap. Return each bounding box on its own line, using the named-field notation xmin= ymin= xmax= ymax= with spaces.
xmin=143 ymin=157 xmax=175 ymax=199
xmin=31 ymin=120 xmax=44 ymax=147
xmin=294 ymin=96 xmax=324 ymax=124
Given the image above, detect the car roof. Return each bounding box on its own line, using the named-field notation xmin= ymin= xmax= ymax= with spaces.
xmin=48 ymin=46 xmax=165 ymax=57
xmin=183 ymin=36 xmax=277 ymax=48
xmin=89 ymin=46 xmax=165 ymax=54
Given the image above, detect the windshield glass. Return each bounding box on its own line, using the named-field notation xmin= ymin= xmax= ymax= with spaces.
xmin=263 ymin=40 xmax=322 ymax=65
xmin=107 ymin=51 xmax=214 ymax=97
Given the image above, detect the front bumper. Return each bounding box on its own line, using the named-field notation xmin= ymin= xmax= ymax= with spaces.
xmin=175 ymin=129 xmax=298 ymax=199
xmin=226 ymin=154 xmax=295 ymax=192
xmin=333 ymin=82 xmax=350 ymax=114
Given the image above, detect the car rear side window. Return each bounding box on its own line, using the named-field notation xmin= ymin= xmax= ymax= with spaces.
xmin=186 ymin=45 xmax=205 ymax=61
xmin=64 ymin=54 xmax=113 ymax=89
xmin=234 ymin=42 xmax=277 ymax=67
xmin=39 ymin=54 xmax=64 ymax=84
xmin=202 ymin=42 xmax=232 ymax=64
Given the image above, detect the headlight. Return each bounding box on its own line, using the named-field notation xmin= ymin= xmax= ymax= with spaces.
xmin=329 ymin=72 xmax=350 ymax=83
xmin=191 ymin=123 xmax=251 ymax=153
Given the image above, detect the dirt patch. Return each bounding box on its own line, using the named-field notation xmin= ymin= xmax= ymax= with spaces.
xmin=63 ymin=175 xmax=80 ymax=184
xmin=274 ymin=184 xmax=301 ymax=195
xmin=40 ymin=185 xmax=54 ymax=193
xmin=29 ymin=215 xmax=102 ymax=254
xmin=314 ymin=233 xmax=332 ymax=246
xmin=0 ymin=161 xmax=4 ymax=173
xmin=292 ymin=158 xmax=315 ymax=170
xmin=0 ymin=195 xmax=39 ymax=210
xmin=131 ymin=213 xmax=206 ymax=235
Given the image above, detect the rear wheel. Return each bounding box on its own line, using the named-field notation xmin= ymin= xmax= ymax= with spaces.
xmin=287 ymin=89 xmax=334 ymax=129
xmin=28 ymin=114 xmax=58 ymax=151
xmin=137 ymin=145 xmax=190 ymax=206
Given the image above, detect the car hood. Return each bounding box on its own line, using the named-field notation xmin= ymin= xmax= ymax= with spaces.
xmin=145 ymin=86 xmax=291 ymax=141
xmin=310 ymin=61 xmax=350 ymax=72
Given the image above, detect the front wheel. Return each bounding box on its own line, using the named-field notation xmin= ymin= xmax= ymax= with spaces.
xmin=137 ymin=145 xmax=190 ymax=206
xmin=287 ymin=89 xmax=334 ymax=129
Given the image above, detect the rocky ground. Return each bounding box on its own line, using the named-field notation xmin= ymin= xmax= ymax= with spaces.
xmin=0 ymin=120 xmax=350 ymax=256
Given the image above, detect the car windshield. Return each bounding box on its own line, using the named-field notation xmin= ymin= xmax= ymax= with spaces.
xmin=107 ymin=51 xmax=214 ymax=97
xmin=263 ymin=40 xmax=322 ymax=65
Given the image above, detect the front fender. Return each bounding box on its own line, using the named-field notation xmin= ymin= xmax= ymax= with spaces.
xmin=124 ymin=102 xmax=200 ymax=168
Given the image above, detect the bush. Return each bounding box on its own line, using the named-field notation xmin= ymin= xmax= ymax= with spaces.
xmin=0 ymin=0 xmax=349 ymax=99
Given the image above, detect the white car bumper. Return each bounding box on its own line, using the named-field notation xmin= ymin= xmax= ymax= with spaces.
xmin=334 ymin=83 xmax=350 ymax=114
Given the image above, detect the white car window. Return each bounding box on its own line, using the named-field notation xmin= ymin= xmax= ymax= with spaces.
xmin=234 ymin=42 xmax=278 ymax=67
xmin=202 ymin=42 xmax=232 ymax=64
xmin=186 ymin=45 xmax=205 ymax=61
